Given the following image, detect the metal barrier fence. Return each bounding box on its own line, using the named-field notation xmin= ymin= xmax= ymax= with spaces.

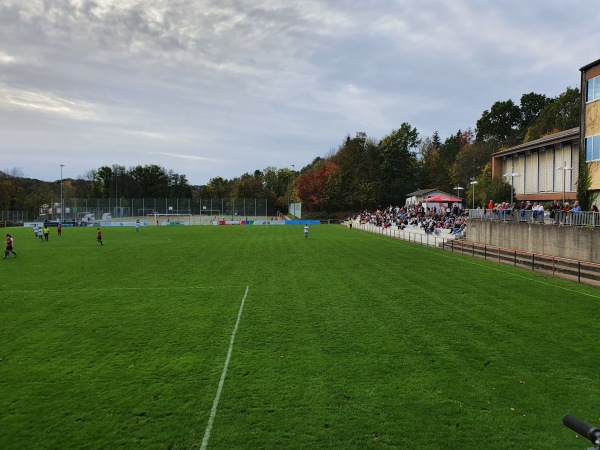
xmin=443 ymin=240 xmax=600 ymax=287
xmin=353 ymin=221 xmax=456 ymax=247
xmin=40 ymin=198 xmax=280 ymax=222
xmin=468 ymin=209 xmax=600 ymax=227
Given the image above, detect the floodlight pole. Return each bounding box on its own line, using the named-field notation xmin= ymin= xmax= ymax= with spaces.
xmin=115 ymin=168 xmax=118 ymax=219
xmin=503 ymin=172 xmax=520 ymax=205
xmin=288 ymin=164 xmax=295 ymax=215
xmin=470 ymin=180 xmax=478 ymax=209
xmin=60 ymin=164 xmax=65 ymax=223
xmin=556 ymin=161 xmax=573 ymax=204
xmin=454 ymin=184 xmax=464 ymax=200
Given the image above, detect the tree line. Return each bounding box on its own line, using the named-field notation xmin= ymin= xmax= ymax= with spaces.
xmin=296 ymin=87 xmax=580 ymax=214
xmin=0 ymin=86 xmax=580 ymax=219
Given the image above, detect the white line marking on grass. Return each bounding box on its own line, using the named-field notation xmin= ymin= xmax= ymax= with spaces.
xmin=201 ymin=285 xmax=249 ymax=450
xmin=1 ymin=286 xmax=248 ymax=294
xmin=366 ymin=232 xmax=600 ymax=299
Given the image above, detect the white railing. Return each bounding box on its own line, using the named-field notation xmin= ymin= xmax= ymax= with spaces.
xmin=468 ymin=209 xmax=600 ymax=227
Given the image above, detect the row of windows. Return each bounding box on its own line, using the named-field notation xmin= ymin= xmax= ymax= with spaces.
xmin=586 ymin=76 xmax=600 ymax=102
xmin=502 ymin=145 xmax=577 ymax=194
xmin=585 ymin=135 xmax=600 ymax=161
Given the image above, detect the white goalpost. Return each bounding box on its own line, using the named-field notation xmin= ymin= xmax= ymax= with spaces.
xmin=147 ymin=213 xmax=193 ymax=226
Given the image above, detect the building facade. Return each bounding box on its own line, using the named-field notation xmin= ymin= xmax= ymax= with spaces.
xmin=491 ymin=127 xmax=579 ymax=203
xmin=581 ymin=58 xmax=600 ymax=194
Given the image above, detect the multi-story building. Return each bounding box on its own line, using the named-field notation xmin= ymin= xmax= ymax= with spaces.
xmin=488 ymin=57 xmax=600 ymax=205
xmin=581 ymin=58 xmax=600 ymax=197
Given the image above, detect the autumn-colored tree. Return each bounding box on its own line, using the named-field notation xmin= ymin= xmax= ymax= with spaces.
xmin=296 ymin=161 xmax=340 ymax=212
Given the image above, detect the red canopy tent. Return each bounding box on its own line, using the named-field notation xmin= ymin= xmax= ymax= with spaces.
xmin=425 ymin=195 xmax=462 ymax=203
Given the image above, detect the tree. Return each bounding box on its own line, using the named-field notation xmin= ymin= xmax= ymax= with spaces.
xmin=476 ymin=99 xmax=522 ymax=147
xmin=474 ymin=163 xmax=512 ymax=205
xmin=296 ymin=161 xmax=340 ymax=212
xmin=128 ymin=165 xmax=170 ymax=197
xmin=519 ymin=92 xmax=554 ymax=138
xmin=378 ymin=123 xmax=420 ymax=206
xmin=331 ymin=132 xmax=381 ymax=210
xmin=168 ymin=171 xmax=192 ymax=198
xmin=418 ymin=133 xmax=445 ymax=189
xmin=524 ymin=87 xmax=580 ymax=142
xmin=450 ymin=140 xmax=497 ymax=197
xmin=232 ymin=173 xmax=265 ymax=199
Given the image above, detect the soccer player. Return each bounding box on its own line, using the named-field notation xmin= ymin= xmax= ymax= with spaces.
xmin=97 ymin=228 xmax=103 ymax=245
xmin=43 ymin=225 xmax=50 ymax=241
xmin=135 ymin=219 xmax=140 ymax=232
xmin=57 ymin=222 xmax=62 ymax=237
xmin=4 ymin=234 xmax=16 ymax=258
xmin=304 ymin=224 xmax=309 ymax=239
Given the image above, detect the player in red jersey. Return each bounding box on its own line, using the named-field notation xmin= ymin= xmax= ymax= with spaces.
xmin=97 ymin=228 xmax=103 ymax=245
xmin=4 ymin=234 xmax=16 ymax=258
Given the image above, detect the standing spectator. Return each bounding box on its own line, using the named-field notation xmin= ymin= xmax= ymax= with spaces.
xmin=487 ymin=200 xmax=494 ymax=210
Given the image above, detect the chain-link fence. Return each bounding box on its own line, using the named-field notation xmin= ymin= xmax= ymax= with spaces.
xmin=39 ymin=198 xmax=280 ymax=222
xmin=0 ymin=211 xmax=29 ymax=222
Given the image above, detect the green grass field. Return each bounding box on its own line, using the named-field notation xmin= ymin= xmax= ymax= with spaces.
xmin=1 ymin=224 xmax=599 ymax=449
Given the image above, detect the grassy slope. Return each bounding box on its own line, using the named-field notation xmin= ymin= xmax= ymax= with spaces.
xmin=1 ymin=225 xmax=599 ymax=449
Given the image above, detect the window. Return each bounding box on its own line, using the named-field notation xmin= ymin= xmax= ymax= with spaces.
xmin=587 ymin=76 xmax=600 ymax=102
xmin=586 ymin=135 xmax=600 ymax=161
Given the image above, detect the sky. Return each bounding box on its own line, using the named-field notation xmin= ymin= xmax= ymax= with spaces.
xmin=1 ymin=0 xmax=599 ymax=186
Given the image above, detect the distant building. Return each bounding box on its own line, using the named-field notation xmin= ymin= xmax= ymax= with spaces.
xmin=405 ymin=189 xmax=463 ymax=207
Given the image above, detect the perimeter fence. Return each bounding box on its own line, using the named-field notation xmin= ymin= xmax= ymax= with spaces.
xmin=39 ymin=198 xmax=280 ymax=222
xmin=443 ymin=240 xmax=600 ymax=287
xmin=0 ymin=211 xmax=29 ymax=222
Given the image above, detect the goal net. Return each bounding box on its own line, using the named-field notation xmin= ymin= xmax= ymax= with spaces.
xmin=147 ymin=213 xmax=193 ymax=226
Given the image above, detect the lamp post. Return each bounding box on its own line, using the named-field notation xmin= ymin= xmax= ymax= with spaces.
xmin=503 ymin=172 xmax=520 ymax=205
xmin=556 ymin=162 xmax=573 ymax=204
xmin=115 ymin=168 xmax=118 ymax=219
xmin=454 ymin=184 xmax=464 ymax=200
xmin=60 ymin=164 xmax=65 ymax=223
xmin=288 ymin=165 xmax=295 ymax=215
xmin=469 ymin=180 xmax=478 ymax=209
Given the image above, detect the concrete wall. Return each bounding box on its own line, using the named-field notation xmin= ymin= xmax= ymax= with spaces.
xmin=467 ymin=220 xmax=600 ymax=263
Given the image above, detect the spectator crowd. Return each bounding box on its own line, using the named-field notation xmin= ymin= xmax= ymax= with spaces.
xmin=349 ymin=204 xmax=467 ymax=236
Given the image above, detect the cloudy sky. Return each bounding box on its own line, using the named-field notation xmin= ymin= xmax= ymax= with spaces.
xmin=1 ymin=0 xmax=598 ymax=185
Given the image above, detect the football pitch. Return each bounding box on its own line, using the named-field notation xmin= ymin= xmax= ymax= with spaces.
xmin=1 ymin=224 xmax=599 ymax=449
